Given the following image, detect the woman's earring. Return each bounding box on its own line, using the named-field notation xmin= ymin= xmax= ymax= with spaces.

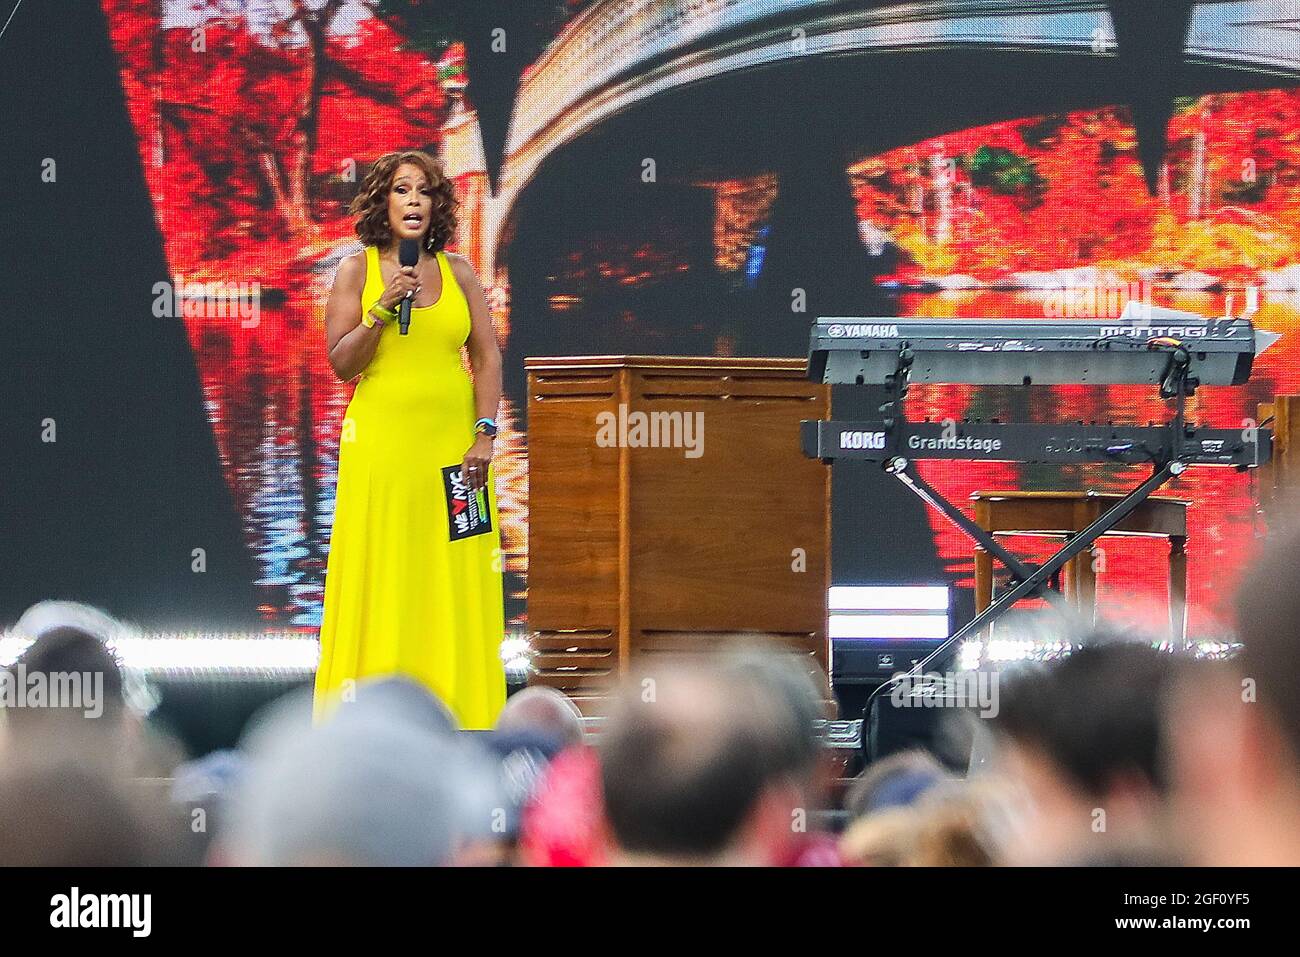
xmin=426 ymin=230 xmax=435 ymax=250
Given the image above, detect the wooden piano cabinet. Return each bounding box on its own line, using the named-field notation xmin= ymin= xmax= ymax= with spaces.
xmin=525 ymin=356 xmax=830 ymax=714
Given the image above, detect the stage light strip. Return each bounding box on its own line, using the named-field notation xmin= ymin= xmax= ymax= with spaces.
xmin=0 ymin=632 xmax=319 ymax=675
xmin=982 ymin=637 xmax=1073 ymax=663
xmin=829 ymin=585 xmax=950 ymax=610
xmin=828 ymin=613 xmax=950 ymax=640
xmin=828 ymin=584 xmax=951 ymax=647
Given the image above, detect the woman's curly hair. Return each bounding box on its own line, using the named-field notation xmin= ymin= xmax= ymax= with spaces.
xmin=349 ymin=150 xmax=458 ymax=252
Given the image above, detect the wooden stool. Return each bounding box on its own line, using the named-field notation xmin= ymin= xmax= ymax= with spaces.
xmin=969 ymin=491 xmax=1189 ymax=648
xmin=1258 ymin=395 xmax=1300 ymax=520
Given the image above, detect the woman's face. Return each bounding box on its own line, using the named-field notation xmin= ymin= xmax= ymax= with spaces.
xmin=387 ymin=162 xmax=435 ymax=245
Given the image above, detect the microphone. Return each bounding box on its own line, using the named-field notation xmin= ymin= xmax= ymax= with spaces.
xmin=398 ymin=238 xmax=418 ymax=335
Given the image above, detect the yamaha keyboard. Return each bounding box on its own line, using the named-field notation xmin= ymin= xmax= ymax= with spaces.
xmin=809 ymin=308 xmax=1276 ymax=391
xmin=804 ymin=305 xmax=1277 ymax=470
xmin=802 ymin=305 xmax=1279 ymax=682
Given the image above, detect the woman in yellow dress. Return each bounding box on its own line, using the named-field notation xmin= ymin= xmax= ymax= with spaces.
xmin=315 ymin=150 xmax=505 ymax=728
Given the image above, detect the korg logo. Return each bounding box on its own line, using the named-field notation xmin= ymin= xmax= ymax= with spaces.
xmin=828 ymin=323 xmax=899 ymax=338
xmin=841 ymin=430 xmax=886 ymax=450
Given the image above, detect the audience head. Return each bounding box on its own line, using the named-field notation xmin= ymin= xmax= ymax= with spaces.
xmin=2 ymin=621 xmax=131 ymax=773
xmin=990 ymin=636 xmax=1190 ymax=864
xmin=598 ymin=651 xmax=813 ymax=865
xmin=486 ymin=690 xmax=583 ymax=859
xmin=845 ymin=749 xmax=953 ymax=821
xmin=1164 ymin=528 xmax=1300 ymax=865
xmin=495 ymin=685 xmax=584 ymax=749
xmin=218 ymin=686 xmax=499 ymax=866
xmin=840 ymin=782 xmax=1002 ymax=867
xmin=718 ymin=646 xmax=827 ymax=782
xmin=331 ymin=675 xmax=459 ymax=737
xmin=13 ymin=600 xmax=123 ymax=645
xmin=0 ymin=763 xmax=147 ymax=866
xmin=26 ymin=572 xmax=1300 ymax=869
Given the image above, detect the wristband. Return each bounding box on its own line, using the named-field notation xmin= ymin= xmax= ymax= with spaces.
xmin=363 ymin=303 xmax=395 ymax=329
xmin=475 ymin=418 xmax=498 ymax=438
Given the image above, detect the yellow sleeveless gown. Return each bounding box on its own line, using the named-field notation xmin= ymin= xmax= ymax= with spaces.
xmin=315 ymin=246 xmax=506 ymax=728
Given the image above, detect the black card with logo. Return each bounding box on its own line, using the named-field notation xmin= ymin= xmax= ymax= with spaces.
xmin=442 ymin=464 xmax=494 ymax=542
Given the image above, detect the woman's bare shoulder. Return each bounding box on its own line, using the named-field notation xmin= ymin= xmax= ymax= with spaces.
xmin=339 ymin=249 xmax=368 ymax=275
xmin=445 ymin=251 xmax=484 ymax=289
xmin=332 ymin=249 xmax=368 ymax=290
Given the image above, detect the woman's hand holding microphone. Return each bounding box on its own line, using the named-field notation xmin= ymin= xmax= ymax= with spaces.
xmin=367 ymin=266 xmax=421 ymax=328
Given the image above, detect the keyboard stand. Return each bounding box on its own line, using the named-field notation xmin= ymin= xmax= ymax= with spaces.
xmin=866 ymin=340 xmax=1195 ymax=696
xmin=889 ymin=457 xmax=1178 ymax=675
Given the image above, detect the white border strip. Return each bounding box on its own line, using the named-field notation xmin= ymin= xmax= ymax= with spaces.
xmin=829 ymin=585 xmax=950 ymax=611
xmin=0 ymin=632 xmax=319 ymax=674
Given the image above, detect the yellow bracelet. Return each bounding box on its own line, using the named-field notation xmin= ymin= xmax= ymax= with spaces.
xmin=362 ymin=304 xmax=394 ymax=329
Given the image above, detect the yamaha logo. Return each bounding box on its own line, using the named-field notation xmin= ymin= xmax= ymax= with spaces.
xmin=826 ymin=322 xmax=900 ymax=338
xmin=840 ymin=430 xmax=886 ymax=450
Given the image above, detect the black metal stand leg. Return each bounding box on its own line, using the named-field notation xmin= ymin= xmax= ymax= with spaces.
xmin=865 ymin=461 xmax=1177 ymax=714
xmin=907 ymin=462 xmax=1176 ymax=676
xmin=890 ymin=463 xmax=1065 ymax=608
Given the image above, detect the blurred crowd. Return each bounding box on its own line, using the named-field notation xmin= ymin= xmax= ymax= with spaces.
xmin=2 ymin=527 xmax=1300 ymax=867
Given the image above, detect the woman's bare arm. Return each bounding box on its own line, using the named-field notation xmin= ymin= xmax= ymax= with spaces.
xmin=325 ymin=253 xmax=384 ymax=382
xmin=453 ymin=255 xmax=502 ymax=423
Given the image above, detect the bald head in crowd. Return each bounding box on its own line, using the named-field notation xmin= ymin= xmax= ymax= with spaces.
xmin=495 ymin=686 xmax=584 ymax=748
xmin=219 ymin=685 xmax=502 ymax=866
xmin=598 ymin=652 xmax=815 ymax=866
